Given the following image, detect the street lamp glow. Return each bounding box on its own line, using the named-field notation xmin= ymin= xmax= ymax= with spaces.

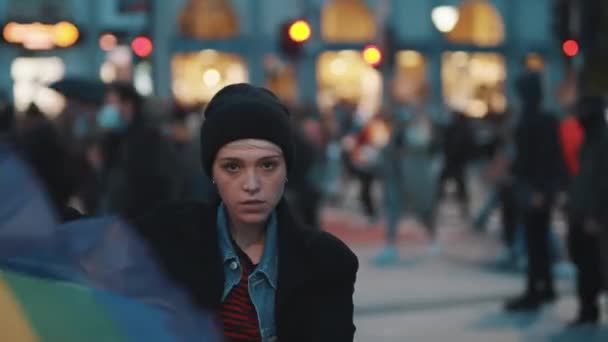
xmin=432 ymin=6 xmax=459 ymax=33
xmin=203 ymin=69 xmax=221 ymax=87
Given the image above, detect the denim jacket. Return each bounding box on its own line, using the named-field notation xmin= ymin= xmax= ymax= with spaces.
xmin=217 ymin=204 xmax=278 ymax=342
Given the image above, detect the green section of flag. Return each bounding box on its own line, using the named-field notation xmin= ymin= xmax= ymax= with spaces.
xmin=1 ymin=269 xmax=126 ymax=342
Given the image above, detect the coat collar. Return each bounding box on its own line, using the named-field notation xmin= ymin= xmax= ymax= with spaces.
xmin=196 ymin=198 xmax=308 ymax=310
xmin=216 ymin=203 xmax=279 ymax=289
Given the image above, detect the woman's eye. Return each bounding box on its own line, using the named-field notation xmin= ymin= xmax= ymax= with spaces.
xmin=223 ymin=163 xmax=240 ymax=172
xmin=261 ymin=161 xmax=278 ymax=170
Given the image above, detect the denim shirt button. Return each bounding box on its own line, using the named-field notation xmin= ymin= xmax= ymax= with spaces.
xmin=229 ymin=261 xmax=238 ymax=270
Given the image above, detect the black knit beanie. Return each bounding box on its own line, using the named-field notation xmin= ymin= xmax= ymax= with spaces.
xmin=200 ymin=83 xmax=294 ymax=177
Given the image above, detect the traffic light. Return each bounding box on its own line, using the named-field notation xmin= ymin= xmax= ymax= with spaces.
xmin=562 ymin=39 xmax=579 ymax=57
xmin=279 ymin=19 xmax=311 ymax=59
xmin=361 ymin=26 xmax=395 ymax=69
xmin=362 ymin=44 xmax=382 ymax=67
xmin=131 ymin=35 xmax=153 ymax=58
xmin=288 ymin=20 xmax=311 ymax=43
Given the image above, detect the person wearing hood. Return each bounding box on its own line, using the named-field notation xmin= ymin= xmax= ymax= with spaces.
xmin=505 ymin=71 xmax=567 ymax=311
xmin=566 ymin=95 xmax=608 ymax=326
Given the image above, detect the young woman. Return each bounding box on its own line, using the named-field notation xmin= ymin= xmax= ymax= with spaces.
xmin=135 ymin=84 xmax=358 ymax=342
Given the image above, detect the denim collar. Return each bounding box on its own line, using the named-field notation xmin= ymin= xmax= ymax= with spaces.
xmin=216 ymin=203 xmax=278 ymax=289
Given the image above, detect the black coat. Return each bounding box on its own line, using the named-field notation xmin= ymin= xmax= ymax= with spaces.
xmin=512 ymin=110 xmax=566 ymax=203
xmin=133 ymin=199 xmax=358 ymax=342
xmin=100 ymin=123 xmax=184 ymax=219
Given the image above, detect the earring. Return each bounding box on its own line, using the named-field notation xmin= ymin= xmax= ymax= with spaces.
xmin=212 ymin=179 xmax=216 ymax=184
xmin=285 ymin=177 xmax=289 ymax=183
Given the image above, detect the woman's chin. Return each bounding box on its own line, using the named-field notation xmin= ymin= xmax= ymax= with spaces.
xmin=235 ymin=211 xmax=270 ymax=225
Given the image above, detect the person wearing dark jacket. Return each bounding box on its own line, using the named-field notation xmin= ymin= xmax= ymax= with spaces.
xmin=566 ymin=96 xmax=608 ymax=326
xmin=438 ymin=111 xmax=474 ymax=218
xmin=285 ymin=121 xmax=323 ymax=228
xmin=505 ymin=71 xmax=566 ymax=311
xmin=17 ymin=119 xmax=84 ymax=222
xmin=97 ymin=82 xmax=183 ymax=220
xmin=134 ymin=84 xmax=358 ymax=342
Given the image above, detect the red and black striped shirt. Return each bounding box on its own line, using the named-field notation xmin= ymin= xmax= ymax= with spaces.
xmin=219 ymin=246 xmax=262 ymax=342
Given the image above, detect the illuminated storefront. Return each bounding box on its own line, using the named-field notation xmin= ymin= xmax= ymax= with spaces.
xmin=172 ymin=50 xmax=248 ymax=106
xmin=147 ymin=0 xmax=562 ymax=116
xmin=10 ymin=57 xmax=66 ymax=116
xmin=317 ymin=50 xmax=382 ymax=120
xmin=437 ymin=0 xmax=508 ymax=118
xmin=392 ymin=50 xmax=428 ymax=105
xmin=98 ymin=34 xmax=155 ymax=96
xmin=442 ymin=52 xmax=506 ymax=117
xmin=316 ymin=0 xmax=382 ymax=119
xmin=2 ymin=19 xmax=81 ymax=116
xmin=169 ymin=0 xmax=247 ymax=106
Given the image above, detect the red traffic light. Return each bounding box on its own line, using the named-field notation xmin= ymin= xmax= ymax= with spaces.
xmin=562 ymin=39 xmax=579 ymax=57
xmin=131 ymin=36 xmax=153 ymax=57
xmin=363 ymin=45 xmax=382 ymax=66
xmin=288 ymin=20 xmax=311 ymax=43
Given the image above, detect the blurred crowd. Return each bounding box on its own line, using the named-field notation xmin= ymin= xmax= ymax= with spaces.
xmin=1 ymin=61 xmax=607 ymax=328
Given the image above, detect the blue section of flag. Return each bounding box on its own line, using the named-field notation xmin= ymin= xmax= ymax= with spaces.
xmin=94 ymin=289 xmax=175 ymax=342
xmin=0 ymin=143 xmax=222 ymax=341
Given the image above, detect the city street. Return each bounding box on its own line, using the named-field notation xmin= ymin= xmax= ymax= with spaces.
xmin=321 ymin=193 xmax=608 ymax=341
xmin=2 ymin=1 xmax=608 ymax=340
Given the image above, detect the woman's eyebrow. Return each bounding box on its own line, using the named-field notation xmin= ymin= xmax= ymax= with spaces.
xmin=216 ymin=157 xmax=242 ymax=162
xmin=258 ymin=155 xmax=282 ymax=160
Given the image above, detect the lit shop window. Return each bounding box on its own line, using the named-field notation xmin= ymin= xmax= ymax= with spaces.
xmin=392 ymin=50 xmax=428 ymax=104
xmin=321 ymin=0 xmax=375 ymax=43
xmin=445 ymin=0 xmax=505 ymax=47
xmin=442 ymin=52 xmax=506 ymax=118
xmin=172 ymin=50 xmax=248 ymax=106
xmin=11 ymin=57 xmax=66 ymax=117
xmin=264 ymin=55 xmax=298 ymax=105
xmin=178 ymin=0 xmax=239 ymax=39
xmin=317 ymin=50 xmax=382 ymax=121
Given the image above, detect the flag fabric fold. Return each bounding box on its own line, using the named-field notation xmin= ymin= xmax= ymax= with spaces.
xmin=0 ymin=144 xmax=221 ymax=341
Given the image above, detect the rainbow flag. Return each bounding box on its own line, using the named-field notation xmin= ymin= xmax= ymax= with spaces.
xmin=0 ymin=145 xmax=221 ymax=341
xmin=0 ymin=267 xmax=170 ymax=341
xmin=0 ymin=266 xmax=224 ymax=342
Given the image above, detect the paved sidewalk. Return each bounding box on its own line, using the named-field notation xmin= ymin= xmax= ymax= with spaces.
xmin=349 ymin=243 xmax=607 ymax=342
xmin=318 ymin=205 xmax=608 ymax=341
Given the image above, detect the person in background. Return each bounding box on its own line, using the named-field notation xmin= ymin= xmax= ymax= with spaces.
xmin=342 ymin=117 xmax=380 ymax=222
xmin=166 ymin=105 xmax=218 ymax=204
xmin=479 ymin=111 xmax=522 ymax=268
xmin=96 ymin=82 xmax=183 ymax=220
xmin=323 ymin=100 xmax=359 ymax=204
xmin=17 ymin=121 xmax=84 ymax=222
xmin=135 ymin=84 xmax=358 ymax=342
xmin=285 ymin=106 xmax=324 ymax=229
xmin=505 ymin=71 xmax=566 ymax=311
xmin=437 ymin=111 xmax=474 ymax=219
xmin=374 ymin=103 xmax=441 ymax=264
xmin=566 ymin=96 xmax=608 ymax=326
xmin=0 ymin=99 xmax=14 ymax=141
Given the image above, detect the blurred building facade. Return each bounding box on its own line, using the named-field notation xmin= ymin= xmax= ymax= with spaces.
xmin=0 ymin=0 xmax=148 ymax=116
xmin=1 ymin=0 xmax=564 ymax=118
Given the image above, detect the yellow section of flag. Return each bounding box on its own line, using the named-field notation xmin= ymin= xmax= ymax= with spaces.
xmin=0 ymin=277 xmax=39 ymax=342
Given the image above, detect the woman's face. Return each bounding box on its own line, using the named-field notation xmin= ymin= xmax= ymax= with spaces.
xmin=212 ymin=139 xmax=287 ymax=226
